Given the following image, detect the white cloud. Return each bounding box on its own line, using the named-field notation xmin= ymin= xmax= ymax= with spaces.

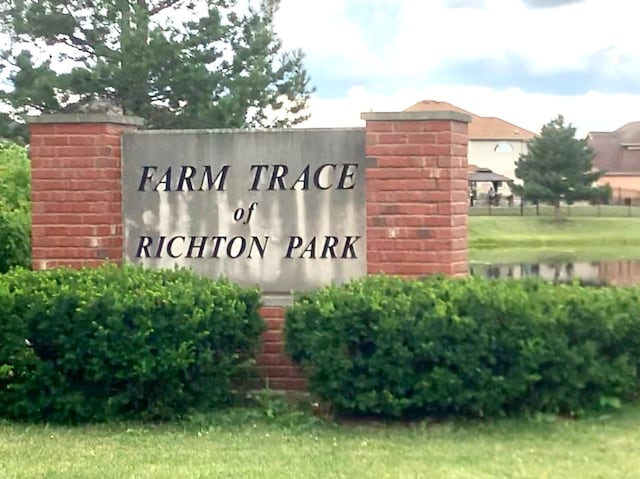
xmin=385 ymin=0 xmax=640 ymax=75
xmin=276 ymin=0 xmax=640 ymax=136
xmin=275 ymin=0 xmax=377 ymax=75
xmin=277 ymin=0 xmax=640 ymax=77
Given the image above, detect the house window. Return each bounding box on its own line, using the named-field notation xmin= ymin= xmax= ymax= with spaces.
xmin=494 ymin=142 xmax=514 ymax=153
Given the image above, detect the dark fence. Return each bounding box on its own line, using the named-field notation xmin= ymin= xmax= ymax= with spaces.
xmin=470 ymin=186 xmax=640 ymax=217
xmin=470 ymin=203 xmax=640 ymax=218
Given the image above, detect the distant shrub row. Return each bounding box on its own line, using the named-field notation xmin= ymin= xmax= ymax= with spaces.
xmin=285 ymin=275 xmax=640 ymax=418
xmin=0 ymin=265 xmax=264 ymax=423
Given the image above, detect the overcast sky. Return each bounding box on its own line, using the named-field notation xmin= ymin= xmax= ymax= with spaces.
xmin=275 ymin=0 xmax=640 ymax=135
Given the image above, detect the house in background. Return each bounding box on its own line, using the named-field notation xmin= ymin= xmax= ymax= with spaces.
xmin=588 ymin=123 xmax=640 ymax=204
xmin=405 ymin=100 xmax=536 ymax=195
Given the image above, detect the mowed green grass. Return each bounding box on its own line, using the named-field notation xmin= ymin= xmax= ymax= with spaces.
xmin=2 ymin=406 xmax=640 ymax=479
xmin=469 ymin=216 xmax=640 ymax=251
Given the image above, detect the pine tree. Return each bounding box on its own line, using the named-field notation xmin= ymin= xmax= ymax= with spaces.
xmin=0 ymin=0 xmax=313 ymax=139
xmin=0 ymin=113 xmax=28 ymax=145
xmin=513 ymin=115 xmax=611 ymax=217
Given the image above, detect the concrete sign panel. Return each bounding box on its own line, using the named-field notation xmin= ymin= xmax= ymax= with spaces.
xmin=122 ymin=128 xmax=366 ymax=293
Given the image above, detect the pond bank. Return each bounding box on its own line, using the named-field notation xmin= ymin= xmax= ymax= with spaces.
xmin=470 ymin=259 xmax=640 ymax=286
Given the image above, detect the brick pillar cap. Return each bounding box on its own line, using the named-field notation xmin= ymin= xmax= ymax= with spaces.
xmin=26 ymin=113 xmax=145 ymax=127
xmin=361 ymin=111 xmax=472 ymax=123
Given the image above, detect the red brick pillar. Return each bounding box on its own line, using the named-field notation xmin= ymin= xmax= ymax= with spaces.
xmin=27 ymin=113 xmax=143 ymax=269
xmin=362 ymin=111 xmax=471 ymax=277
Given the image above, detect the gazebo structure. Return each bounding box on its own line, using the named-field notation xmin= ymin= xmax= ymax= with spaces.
xmin=469 ymin=166 xmax=513 ymax=206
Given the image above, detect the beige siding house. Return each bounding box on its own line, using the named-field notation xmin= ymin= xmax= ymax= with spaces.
xmin=405 ymin=100 xmax=535 ymax=195
xmin=588 ymin=122 xmax=640 ymax=204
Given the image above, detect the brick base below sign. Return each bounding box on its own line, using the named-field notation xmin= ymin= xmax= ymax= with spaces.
xmin=256 ymin=306 xmax=307 ymax=391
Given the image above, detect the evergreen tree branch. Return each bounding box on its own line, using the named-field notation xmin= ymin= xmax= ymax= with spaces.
xmin=148 ymin=0 xmax=183 ymax=16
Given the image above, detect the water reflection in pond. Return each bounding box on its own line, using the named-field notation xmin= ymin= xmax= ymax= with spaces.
xmin=470 ymin=259 xmax=640 ymax=286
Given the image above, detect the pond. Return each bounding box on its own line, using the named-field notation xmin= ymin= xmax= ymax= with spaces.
xmin=470 ymin=259 xmax=640 ymax=286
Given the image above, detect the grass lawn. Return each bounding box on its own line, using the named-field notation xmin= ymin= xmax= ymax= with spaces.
xmin=2 ymin=405 xmax=640 ymax=478
xmin=469 ymin=216 xmax=640 ymax=263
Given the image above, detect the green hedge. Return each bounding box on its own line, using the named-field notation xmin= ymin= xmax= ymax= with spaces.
xmin=0 ymin=265 xmax=265 ymax=423
xmin=0 ymin=205 xmax=30 ymax=272
xmin=285 ymin=275 xmax=640 ymax=418
xmin=0 ymin=141 xmax=30 ymax=272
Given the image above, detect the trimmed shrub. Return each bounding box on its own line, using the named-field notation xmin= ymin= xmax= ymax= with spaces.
xmin=285 ymin=275 xmax=640 ymax=418
xmin=0 ymin=265 xmax=265 ymax=423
